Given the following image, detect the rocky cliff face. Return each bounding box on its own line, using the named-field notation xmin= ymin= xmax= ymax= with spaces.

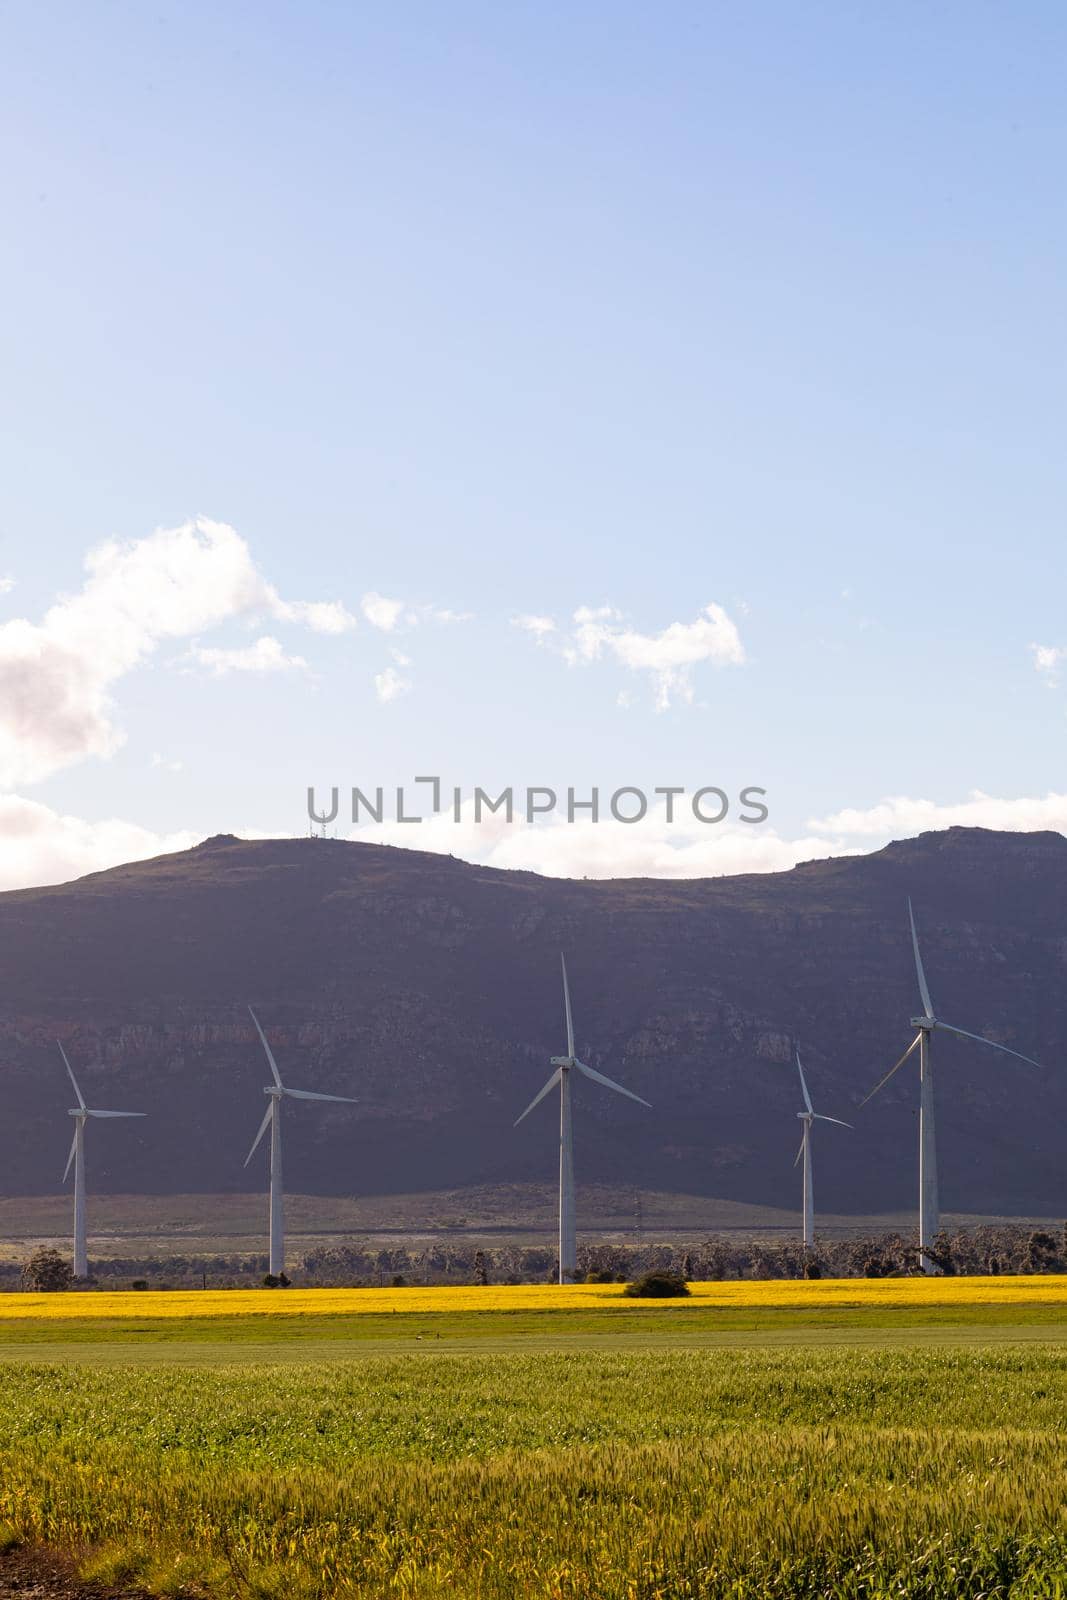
xmin=0 ymin=826 xmax=1064 ymax=1214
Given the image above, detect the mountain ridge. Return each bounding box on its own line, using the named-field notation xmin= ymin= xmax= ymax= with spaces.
xmin=0 ymin=825 xmax=1063 ymax=1214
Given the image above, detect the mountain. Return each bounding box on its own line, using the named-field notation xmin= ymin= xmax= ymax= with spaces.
xmin=0 ymin=827 xmax=1064 ymax=1215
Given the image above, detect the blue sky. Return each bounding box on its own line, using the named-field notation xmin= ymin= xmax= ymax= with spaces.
xmin=0 ymin=1 xmax=1065 ymax=886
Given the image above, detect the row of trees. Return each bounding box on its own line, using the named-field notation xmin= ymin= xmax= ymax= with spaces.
xmin=15 ymin=1223 xmax=1067 ymax=1290
xmin=298 ymin=1224 xmax=1067 ymax=1285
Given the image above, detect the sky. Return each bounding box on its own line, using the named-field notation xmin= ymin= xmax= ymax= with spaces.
xmin=0 ymin=0 xmax=1065 ymax=889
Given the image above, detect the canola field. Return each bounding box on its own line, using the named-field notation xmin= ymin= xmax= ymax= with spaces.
xmin=8 ymin=1273 xmax=1067 ymax=1319
xmin=1 ymin=1343 xmax=1066 ymax=1598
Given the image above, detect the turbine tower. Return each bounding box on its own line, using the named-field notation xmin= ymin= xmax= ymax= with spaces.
xmin=244 ymin=1006 xmax=357 ymax=1277
xmin=59 ymin=1042 xmax=145 ymax=1280
xmin=792 ymin=1048 xmax=851 ymax=1249
xmin=515 ymin=954 xmax=651 ymax=1284
xmin=862 ymin=899 xmax=1041 ymax=1274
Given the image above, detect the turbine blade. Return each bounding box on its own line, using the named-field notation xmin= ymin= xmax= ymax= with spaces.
xmin=244 ymin=1102 xmax=273 ymax=1166
xmin=57 ymin=1042 xmax=85 ymax=1109
xmin=793 ymin=1131 xmax=806 ymax=1168
xmin=62 ymin=1129 xmax=77 ymax=1184
xmin=908 ymin=898 xmax=935 ymax=1019
xmin=795 ymin=1048 xmax=814 ymax=1114
xmin=574 ymin=1059 xmax=651 ymax=1108
xmin=859 ymin=1032 xmax=922 ymax=1108
xmin=814 ymin=1114 xmax=853 ymax=1130
xmin=85 ymin=1109 xmax=145 ymax=1118
xmin=561 ymin=953 xmax=575 ymax=1059
xmin=283 ymin=1087 xmax=358 ymax=1103
xmin=514 ymin=1067 xmax=562 ymax=1127
xmin=248 ymin=1006 xmax=284 ymax=1088
xmin=934 ymin=1020 xmax=1042 ymax=1068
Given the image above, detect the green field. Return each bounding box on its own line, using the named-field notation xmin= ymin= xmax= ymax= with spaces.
xmin=2 ymin=1300 xmax=1067 ymax=1361
xmin=1 ymin=1301 xmax=1066 ymax=1597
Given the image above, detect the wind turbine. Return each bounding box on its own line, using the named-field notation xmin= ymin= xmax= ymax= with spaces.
xmin=515 ymin=954 xmax=651 ymax=1284
xmin=792 ymin=1048 xmax=851 ymax=1249
xmin=59 ymin=1042 xmax=145 ymax=1280
xmin=862 ymin=899 xmax=1041 ymax=1274
xmin=244 ymin=1006 xmax=357 ymax=1277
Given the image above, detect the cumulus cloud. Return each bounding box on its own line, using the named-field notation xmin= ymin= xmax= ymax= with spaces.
xmin=188 ymin=635 xmax=309 ymax=676
xmin=1031 ymin=644 xmax=1066 ymax=686
xmin=362 ymin=592 xmax=472 ymax=632
xmin=0 ymin=518 xmax=347 ymax=786
xmin=343 ymin=783 xmax=1067 ymax=882
xmin=374 ymin=664 xmax=412 ymax=703
xmin=270 ymin=598 xmax=356 ymax=634
xmin=809 ymin=789 xmax=1067 ymax=838
xmin=564 ymin=603 xmax=745 ymax=709
xmin=0 ymin=794 xmax=201 ymax=891
xmin=514 ymin=602 xmax=746 ymax=708
xmin=361 ymin=592 xmax=409 ymax=632
xmin=511 ymin=613 xmax=557 ymax=640
xmin=427 ymin=606 xmax=473 ymax=624
xmin=348 ymin=792 xmax=834 ymax=880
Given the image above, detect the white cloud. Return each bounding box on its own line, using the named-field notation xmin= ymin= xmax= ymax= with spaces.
xmin=362 ymin=592 xmax=472 ymax=632
xmin=374 ymin=664 xmax=412 ymax=703
xmin=511 ymin=613 xmax=557 ymax=640
xmin=0 ymin=577 xmax=14 ymax=594
xmin=1031 ymin=643 xmax=1066 ymax=686
xmin=427 ymin=606 xmax=473 ymax=624
xmin=350 ymin=793 xmax=836 ymax=879
xmin=149 ymin=752 xmax=184 ymax=773
xmin=545 ymin=602 xmax=746 ymax=709
xmin=189 ymin=635 xmax=308 ymax=676
xmin=809 ymin=789 xmax=1067 ymax=838
xmin=361 ymin=592 xmax=409 ymax=632
xmin=0 ymin=794 xmax=200 ymax=891
xmin=345 ymin=784 xmax=1067 ymax=882
xmin=270 ymin=597 xmax=356 ymax=634
xmin=0 ymin=518 xmax=345 ymax=786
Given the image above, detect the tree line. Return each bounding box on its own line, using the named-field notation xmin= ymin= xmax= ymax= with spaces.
xmin=15 ymin=1223 xmax=1067 ymax=1290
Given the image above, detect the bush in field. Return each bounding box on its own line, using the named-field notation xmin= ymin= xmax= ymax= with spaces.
xmin=22 ymin=1247 xmax=73 ymax=1292
xmin=623 ymin=1270 xmax=689 ymax=1299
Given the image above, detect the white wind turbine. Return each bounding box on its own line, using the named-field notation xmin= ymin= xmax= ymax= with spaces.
xmin=515 ymin=954 xmax=651 ymax=1284
xmin=792 ymin=1048 xmax=851 ymax=1249
xmin=59 ymin=1042 xmax=145 ymax=1280
xmin=862 ymin=899 xmax=1042 ymax=1274
xmin=244 ymin=1006 xmax=357 ymax=1277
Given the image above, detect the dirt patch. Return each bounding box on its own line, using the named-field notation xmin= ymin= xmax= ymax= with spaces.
xmin=0 ymin=1546 xmax=150 ymax=1599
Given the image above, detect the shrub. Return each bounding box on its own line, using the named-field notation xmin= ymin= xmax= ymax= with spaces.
xmin=623 ymin=1271 xmax=690 ymax=1299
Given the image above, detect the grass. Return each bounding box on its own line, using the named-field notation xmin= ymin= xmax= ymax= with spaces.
xmin=1 ymin=1344 xmax=1066 ymax=1597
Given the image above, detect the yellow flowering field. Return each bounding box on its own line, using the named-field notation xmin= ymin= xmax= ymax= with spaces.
xmin=3 ymin=1274 xmax=1067 ymax=1319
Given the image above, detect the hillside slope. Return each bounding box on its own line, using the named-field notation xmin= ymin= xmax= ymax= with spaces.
xmin=0 ymin=827 xmax=1063 ymax=1214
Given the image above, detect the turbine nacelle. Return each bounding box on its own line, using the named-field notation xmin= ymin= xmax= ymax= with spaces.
xmin=244 ymin=1006 xmax=357 ymax=1166
xmin=515 ymin=956 xmax=652 ymax=1127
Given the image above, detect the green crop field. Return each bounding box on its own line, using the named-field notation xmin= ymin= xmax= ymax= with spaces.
xmin=1 ymin=1310 xmax=1066 ymax=1598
